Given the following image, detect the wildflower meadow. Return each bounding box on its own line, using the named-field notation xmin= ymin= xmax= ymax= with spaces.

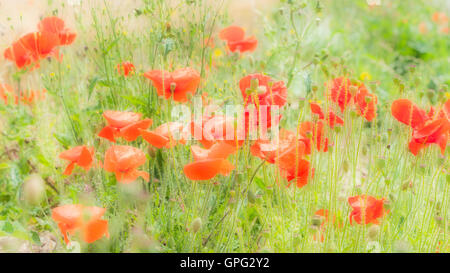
xmin=0 ymin=0 xmax=448 ymax=255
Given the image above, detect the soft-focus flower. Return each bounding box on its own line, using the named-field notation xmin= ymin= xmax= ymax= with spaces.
xmin=391 ymin=99 xmax=428 ymax=129
xmin=348 ymin=195 xmax=387 ymax=225
xmin=59 ymin=146 xmax=94 ymax=175
xmin=391 ymin=99 xmax=449 ymax=155
xmin=144 ymin=68 xmax=200 ymax=102
xmin=38 ymin=16 xmax=77 ymax=46
xmin=355 ymin=83 xmax=377 ymax=121
xmin=140 ymin=122 xmax=187 ymax=149
xmin=52 ymin=204 xmax=109 ymax=244
xmin=98 ymin=110 xmax=152 ymax=142
xmin=183 ymin=142 xmax=236 ymax=181
xmin=329 ymin=77 xmax=353 ymax=113
xmin=117 ymin=61 xmax=135 ymax=77
xmin=4 ymin=32 xmax=60 ymax=69
xmin=103 ymin=145 xmax=149 ymax=184
xmin=219 ymin=25 xmax=257 ymax=54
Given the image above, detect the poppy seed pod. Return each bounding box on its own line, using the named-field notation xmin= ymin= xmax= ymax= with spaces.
xmin=248 ymin=190 xmax=257 ymax=204
xmin=23 ymin=174 xmax=46 ymax=205
xmin=191 ymin=217 xmax=202 ymax=233
xmin=311 ymin=215 xmax=322 ymax=227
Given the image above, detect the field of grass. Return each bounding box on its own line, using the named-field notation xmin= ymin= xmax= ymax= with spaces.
xmin=0 ymin=0 xmax=449 ymax=253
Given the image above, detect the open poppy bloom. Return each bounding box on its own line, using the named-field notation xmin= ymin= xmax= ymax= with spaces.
xmin=309 ymin=102 xmax=344 ymax=128
xmin=251 ymin=130 xmax=313 ymax=188
xmin=184 ymin=142 xmax=236 ymax=181
xmin=408 ymin=117 xmax=449 ymax=155
xmin=4 ymin=32 xmax=60 ymax=69
xmin=59 ymin=146 xmax=94 ymax=175
xmin=140 ymin=122 xmax=188 ymax=149
xmin=144 ymin=68 xmax=200 ymax=102
xmin=240 ymin=74 xmax=287 ymax=108
xmin=329 ymin=77 xmax=353 ymax=113
xmin=117 ymin=61 xmax=135 ymax=77
xmin=348 ymin=195 xmax=387 ymax=225
xmin=355 ymin=84 xmax=377 ymax=122
xmin=239 ymin=74 xmax=287 ymax=132
xmin=52 ymin=204 xmax=109 ymax=244
xmin=391 ymin=99 xmax=449 ymax=155
xmin=391 ymin=99 xmax=428 ymax=129
xmin=219 ymin=25 xmax=258 ymax=54
xmin=98 ymin=110 xmax=152 ymax=142
xmin=310 ymin=102 xmax=325 ymax=119
xmin=38 ymin=16 xmax=77 ymax=46
xmin=190 ymin=115 xmax=245 ymax=149
xmin=103 ymin=145 xmax=149 ymax=184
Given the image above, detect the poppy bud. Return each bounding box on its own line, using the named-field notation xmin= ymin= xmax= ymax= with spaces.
xmin=342 ymin=160 xmax=349 ymax=173
xmin=367 ymin=225 xmax=380 ymax=240
xmin=147 ymin=146 xmax=157 ymax=158
xmin=170 ymin=82 xmax=177 ymax=93
xmin=311 ymin=215 xmax=322 ymax=227
xmin=248 ymin=190 xmax=257 ymax=204
xmin=250 ymin=78 xmax=259 ymax=92
xmin=22 ymin=174 xmax=46 ymax=206
xmin=191 ymin=217 xmax=202 ymax=233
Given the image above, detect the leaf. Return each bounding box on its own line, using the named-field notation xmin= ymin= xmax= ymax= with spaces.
xmin=31 ymin=231 xmax=41 ymax=245
xmin=2 ymin=221 xmax=14 ymax=233
xmin=53 ymin=133 xmax=71 ymax=148
xmin=253 ymin=176 xmax=266 ymax=191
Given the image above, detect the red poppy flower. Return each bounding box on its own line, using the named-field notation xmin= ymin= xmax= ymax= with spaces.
xmin=38 ymin=16 xmax=77 ymax=46
xmin=184 ymin=142 xmax=236 ymax=181
xmin=117 ymin=61 xmax=135 ymax=77
xmin=143 ymin=68 xmax=200 ymax=102
xmin=251 ymin=130 xmax=313 ymax=188
xmin=4 ymin=32 xmax=60 ymax=69
xmin=191 ymin=115 xmax=245 ymax=149
xmin=239 ymin=74 xmax=287 ymax=107
xmin=348 ymin=195 xmax=387 ymax=225
xmin=355 ymin=84 xmax=377 ymax=121
xmin=327 ymin=110 xmax=344 ymax=128
xmin=409 ymin=117 xmax=449 ymax=155
xmin=219 ymin=25 xmax=257 ymax=54
xmin=140 ymin=122 xmax=187 ymax=149
xmin=391 ymin=99 xmax=428 ymax=129
xmin=59 ymin=146 xmax=94 ymax=175
xmin=309 ymin=102 xmax=344 ymax=128
xmin=0 ymin=83 xmax=13 ymax=105
xmin=103 ymin=145 xmax=149 ymax=184
xmin=281 ymin=158 xmax=313 ymax=188
xmin=52 ymin=204 xmax=109 ymax=244
xmin=310 ymin=102 xmax=325 ymax=119
xmin=439 ymin=99 xmax=450 ymax=120
xmin=329 ymin=77 xmax=353 ymax=112
xmin=299 ymin=120 xmax=329 ymax=153
xmin=98 ymin=110 xmax=152 ymax=142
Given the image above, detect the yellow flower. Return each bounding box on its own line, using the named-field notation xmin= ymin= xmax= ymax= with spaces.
xmin=213 ymin=48 xmax=222 ymax=57
xmin=445 ymin=92 xmax=450 ymax=99
xmin=360 ymin=72 xmax=372 ymax=81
